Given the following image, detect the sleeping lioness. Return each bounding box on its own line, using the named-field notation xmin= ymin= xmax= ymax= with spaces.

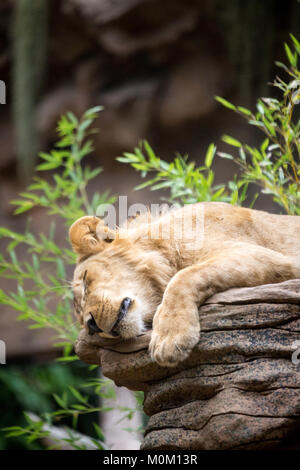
xmin=70 ymin=202 xmax=300 ymax=367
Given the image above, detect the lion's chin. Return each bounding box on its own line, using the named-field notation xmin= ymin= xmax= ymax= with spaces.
xmin=95 ymin=310 xmax=148 ymax=341
xmin=117 ymin=319 xmax=146 ymax=340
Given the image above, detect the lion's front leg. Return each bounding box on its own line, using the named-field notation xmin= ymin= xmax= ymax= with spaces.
xmin=149 ymin=295 xmax=200 ymax=367
xmin=150 ymin=243 xmax=295 ymax=367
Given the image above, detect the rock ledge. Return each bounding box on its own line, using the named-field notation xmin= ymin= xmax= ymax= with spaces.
xmin=75 ymin=280 xmax=300 ymax=450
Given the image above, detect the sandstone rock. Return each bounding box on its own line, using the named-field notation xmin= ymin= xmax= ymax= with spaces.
xmin=75 ymin=280 xmax=300 ymax=450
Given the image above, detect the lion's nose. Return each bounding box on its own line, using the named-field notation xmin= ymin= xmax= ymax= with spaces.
xmin=87 ymin=314 xmax=102 ymax=335
xmin=111 ymin=297 xmax=132 ymax=335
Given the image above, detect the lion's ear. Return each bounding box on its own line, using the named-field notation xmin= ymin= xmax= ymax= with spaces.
xmin=69 ymin=216 xmax=115 ymax=257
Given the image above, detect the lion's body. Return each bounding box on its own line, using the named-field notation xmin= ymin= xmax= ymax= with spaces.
xmin=70 ymin=202 xmax=300 ymax=366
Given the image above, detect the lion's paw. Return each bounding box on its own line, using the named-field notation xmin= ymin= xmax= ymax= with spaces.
xmin=149 ymin=326 xmax=200 ymax=367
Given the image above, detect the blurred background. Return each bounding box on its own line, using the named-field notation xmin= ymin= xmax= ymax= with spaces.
xmin=0 ymin=0 xmax=300 ymax=449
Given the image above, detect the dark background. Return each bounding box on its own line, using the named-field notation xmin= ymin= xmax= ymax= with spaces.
xmin=1 ymin=0 xmax=300 ymax=214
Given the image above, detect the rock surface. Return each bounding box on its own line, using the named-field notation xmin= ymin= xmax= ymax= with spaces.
xmin=76 ymin=279 xmax=300 ymax=449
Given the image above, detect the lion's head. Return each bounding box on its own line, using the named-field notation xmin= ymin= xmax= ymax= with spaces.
xmin=69 ymin=216 xmax=171 ymax=340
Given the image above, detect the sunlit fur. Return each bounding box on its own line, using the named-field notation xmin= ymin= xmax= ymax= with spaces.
xmin=70 ymin=202 xmax=300 ymax=366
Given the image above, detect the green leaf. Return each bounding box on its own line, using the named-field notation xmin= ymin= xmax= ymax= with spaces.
xmin=53 ymin=393 xmax=67 ymax=409
xmin=36 ymin=162 xmax=61 ymax=171
xmin=278 ymin=167 xmax=285 ymax=183
xmin=237 ymin=106 xmax=252 ymax=116
xmin=260 ymin=138 xmax=269 ymax=154
xmin=290 ymin=34 xmax=300 ymax=54
xmin=12 ymin=202 xmax=34 ymax=215
xmin=69 ymin=386 xmax=88 ymax=404
xmin=56 ymin=259 xmax=66 ymax=280
xmin=285 ymin=42 xmax=297 ymax=67
xmin=143 ymin=141 xmax=157 ymax=162
xmin=134 ymin=179 xmax=158 ymax=191
xmin=221 ymin=135 xmax=242 ymax=147
xmin=217 ymin=152 xmax=234 ymax=160
xmin=84 ymin=105 xmax=104 ymax=118
xmin=215 ymin=96 xmax=236 ymax=110
xmin=66 ymin=112 xmax=78 ymax=126
xmin=239 ymin=148 xmax=246 ymax=161
xmin=212 ymin=187 xmax=225 ymax=200
xmin=56 ymin=355 xmax=78 ymax=362
xmin=275 ymin=61 xmax=290 ymax=73
xmin=150 ymin=181 xmax=173 ymax=191
xmin=160 ymin=160 xmax=170 ymax=171
xmin=257 ymin=103 xmax=265 ymax=115
xmin=72 ymin=404 xmax=87 ymax=411
xmin=78 ymin=119 xmax=93 ymax=135
xmin=205 ymin=143 xmax=216 ymax=168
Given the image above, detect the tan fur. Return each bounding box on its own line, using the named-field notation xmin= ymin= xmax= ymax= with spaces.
xmin=70 ymin=202 xmax=300 ymax=366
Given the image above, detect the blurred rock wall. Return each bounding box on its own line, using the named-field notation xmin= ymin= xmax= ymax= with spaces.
xmin=1 ymin=0 xmax=299 ymax=193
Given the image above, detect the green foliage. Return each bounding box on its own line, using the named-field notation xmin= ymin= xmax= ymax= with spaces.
xmin=216 ymin=34 xmax=300 ymax=215
xmin=0 ymin=361 xmax=98 ymax=449
xmin=0 ymin=106 xmax=115 ymax=350
xmin=0 ymin=106 xmax=140 ymax=450
xmin=2 ymin=369 xmax=143 ymax=450
xmin=117 ymin=141 xmax=247 ymax=206
xmin=11 ymin=106 xmax=114 ymax=221
xmin=2 ymin=371 xmax=115 ymax=450
xmin=119 ymin=36 xmax=300 ymax=215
